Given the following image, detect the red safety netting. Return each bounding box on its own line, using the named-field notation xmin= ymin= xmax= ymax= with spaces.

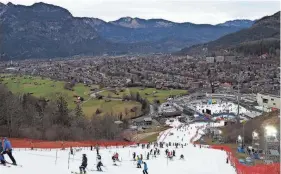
xmin=8 ymin=138 xmax=145 ymax=149
xmin=190 ymin=127 xmax=280 ymax=174
xmin=209 ymin=145 xmax=280 ymax=174
xmin=5 ymin=127 xmax=281 ymax=174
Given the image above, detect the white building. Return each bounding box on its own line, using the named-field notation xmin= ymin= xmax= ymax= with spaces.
xmin=257 ymin=93 xmax=280 ymax=109
xmin=225 ymin=56 xmax=236 ymax=62
xmin=206 ymin=57 xmax=215 ymax=63
xmin=230 ymin=61 xmax=239 ymax=65
xmin=186 ymin=55 xmax=194 ymax=59
xmin=215 ymin=56 xmax=224 ymax=62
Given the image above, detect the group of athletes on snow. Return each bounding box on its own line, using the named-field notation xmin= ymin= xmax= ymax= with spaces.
xmin=75 ymin=142 xmax=186 ymax=174
xmin=0 ymin=123 xmax=198 ymax=174
xmin=75 ymin=124 xmax=195 ymax=174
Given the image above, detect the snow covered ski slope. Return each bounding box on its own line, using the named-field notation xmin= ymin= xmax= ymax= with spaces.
xmin=1 ymin=120 xmax=236 ymax=174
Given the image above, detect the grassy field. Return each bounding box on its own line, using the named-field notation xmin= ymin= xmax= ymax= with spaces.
xmin=0 ymin=75 xmax=140 ymax=118
xmin=0 ymin=75 xmax=91 ymax=108
xmin=99 ymin=88 xmax=130 ymax=98
xmin=0 ymin=74 xmax=187 ymax=118
xmin=129 ymin=87 xmax=187 ymax=103
xmin=82 ymin=99 xmax=141 ymax=118
xmin=99 ymin=87 xmax=187 ymax=103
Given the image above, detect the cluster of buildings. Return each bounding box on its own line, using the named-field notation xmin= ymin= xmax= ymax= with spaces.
xmin=155 ymin=92 xmax=280 ymax=124
xmin=0 ymin=54 xmax=279 ymax=96
xmin=256 ymin=93 xmax=280 ymax=110
xmin=206 ymin=56 xmax=226 ymax=63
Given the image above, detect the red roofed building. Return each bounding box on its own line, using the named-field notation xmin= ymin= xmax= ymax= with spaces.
xmin=221 ymin=82 xmax=232 ymax=90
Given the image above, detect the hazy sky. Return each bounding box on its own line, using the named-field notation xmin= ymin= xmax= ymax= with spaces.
xmin=0 ymin=0 xmax=280 ymax=24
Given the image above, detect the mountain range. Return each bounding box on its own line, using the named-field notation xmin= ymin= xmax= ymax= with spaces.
xmin=0 ymin=2 xmax=256 ymax=59
xmin=177 ymin=11 xmax=280 ymax=56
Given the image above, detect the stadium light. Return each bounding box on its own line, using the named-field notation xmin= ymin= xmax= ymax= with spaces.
xmin=252 ymin=131 xmax=259 ymax=139
xmin=238 ymin=135 xmax=242 ymax=141
xmin=265 ymin=126 xmax=277 ymax=137
xmin=252 ymin=131 xmax=260 ymax=155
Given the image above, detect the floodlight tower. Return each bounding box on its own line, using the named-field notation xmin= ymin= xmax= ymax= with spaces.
xmin=237 ymin=135 xmax=242 ymax=147
xmin=264 ymin=126 xmax=278 ymax=162
xmin=236 ymin=71 xmax=241 ymax=123
xmin=252 ymin=131 xmax=259 ymax=150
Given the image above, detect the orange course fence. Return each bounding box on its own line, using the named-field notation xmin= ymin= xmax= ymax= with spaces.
xmin=7 ymin=127 xmax=281 ymax=174
xmin=210 ymin=145 xmax=280 ymax=174
xmin=9 ymin=138 xmax=139 ymax=149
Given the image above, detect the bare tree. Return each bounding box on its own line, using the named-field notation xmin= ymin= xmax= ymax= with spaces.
xmin=0 ymin=84 xmax=124 ymax=141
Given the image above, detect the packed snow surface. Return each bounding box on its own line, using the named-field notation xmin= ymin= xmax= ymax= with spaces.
xmin=191 ymin=101 xmax=261 ymax=118
xmin=1 ymin=120 xmax=236 ymax=174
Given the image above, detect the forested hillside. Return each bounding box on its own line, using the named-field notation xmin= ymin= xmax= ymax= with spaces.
xmin=177 ymin=11 xmax=280 ymax=56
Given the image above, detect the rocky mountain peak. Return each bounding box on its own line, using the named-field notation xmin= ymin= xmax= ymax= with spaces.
xmin=6 ymin=2 xmax=14 ymax=6
xmin=217 ymin=19 xmax=254 ymax=28
xmin=0 ymin=2 xmax=6 ymax=6
xmin=111 ymin=17 xmax=145 ymax=28
xmin=111 ymin=17 xmax=176 ymax=28
xmin=3 ymin=2 xmax=73 ymax=21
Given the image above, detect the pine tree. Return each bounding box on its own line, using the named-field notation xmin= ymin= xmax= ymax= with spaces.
xmin=74 ymin=104 xmax=84 ymax=119
xmin=136 ymin=92 xmax=141 ymax=102
xmin=56 ymin=96 xmax=69 ymax=126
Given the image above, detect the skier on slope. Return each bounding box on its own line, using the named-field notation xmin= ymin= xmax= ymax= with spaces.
xmin=143 ymin=162 xmax=148 ymax=174
xmin=0 ymin=141 xmax=6 ymax=166
xmin=167 ymin=151 xmax=170 ymax=157
xmin=97 ymin=161 xmax=103 ymax=171
xmin=137 ymin=157 xmax=142 ymax=168
xmin=70 ymin=147 xmax=74 ymax=155
xmin=1 ymin=138 xmax=17 ymax=165
xmin=112 ymin=155 xmax=117 ymax=166
xmin=146 ymin=153 xmax=149 ymax=160
xmin=133 ymin=152 xmax=136 ymax=161
xmin=97 ymin=154 xmax=101 ymax=162
xmin=79 ymin=154 xmax=87 ymax=174
xmin=95 ymin=145 xmax=100 ymax=155
xmin=168 ymin=152 xmax=173 ymax=160
xmin=114 ymin=152 xmax=119 ymax=161
xmin=0 ymin=153 xmax=5 ymax=166
xmin=180 ymin=154 xmax=184 ymax=160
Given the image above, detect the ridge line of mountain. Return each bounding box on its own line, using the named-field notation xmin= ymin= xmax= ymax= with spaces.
xmin=0 ymin=2 xmax=278 ymax=60
xmin=1 ymin=2 xmax=255 ymax=27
